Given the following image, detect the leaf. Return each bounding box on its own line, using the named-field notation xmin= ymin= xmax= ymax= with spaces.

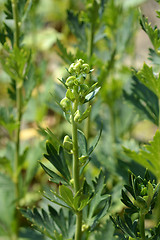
xmin=40 ymin=162 xmax=69 ymax=185
xmin=77 ymin=130 xmax=88 ymax=156
xmin=56 ymin=40 xmax=75 ymax=64
xmin=135 ymin=63 xmax=160 ymax=99
xmin=59 ymin=185 xmax=74 ymax=208
xmin=67 ymin=10 xmax=87 ymax=46
xmin=140 ymin=14 xmax=160 ymax=52
xmin=43 ymin=186 xmax=72 ymax=210
xmin=83 ymin=171 xmax=111 ymax=231
xmin=21 ymin=207 xmax=56 ymax=239
xmin=84 ymin=87 xmax=101 ymax=103
xmin=124 ymin=130 xmax=160 ymax=181
xmin=44 ymin=141 xmax=71 ymax=181
xmin=0 ymin=107 xmax=17 ymax=135
xmin=123 ymin=75 xmax=159 ymax=125
xmin=88 ymin=127 xmax=102 ymax=155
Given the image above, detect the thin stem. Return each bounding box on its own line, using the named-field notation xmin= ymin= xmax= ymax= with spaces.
xmin=11 ymin=0 xmax=22 ymax=238
xmin=75 ymin=212 xmax=82 ymax=240
xmin=72 ymin=101 xmax=80 ymax=192
xmin=155 ymin=98 xmax=160 ymax=224
xmin=71 ymin=101 xmax=82 ymax=240
xmin=159 ymin=98 xmax=160 ymax=130
xmin=108 ymin=104 xmax=117 ymax=164
xmin=85 ymin=22 xmax=94 ymax=140
xmin=139 ymin=212 xmax=145 ymax=240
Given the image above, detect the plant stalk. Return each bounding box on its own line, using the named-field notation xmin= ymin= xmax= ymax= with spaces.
xmin=71 ymin=101 xmax=82 ymax=240
xmin=155 ymin=98 xmax=160 ymax=224
xmin=139 ymin=211 xmax=145 ymax=240
xmin=85 ymin=22 xmax=94 ymax=141
xmin=12 ymin=0 xmax=22 ymax=238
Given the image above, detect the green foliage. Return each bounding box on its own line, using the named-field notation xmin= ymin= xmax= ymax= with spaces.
xmin=124 ymin=76 xmax=159 ymax=125
xmin=124 ymin=130 xmax=160 ymax=181
xmin=111 ymin=170 xmax=160 ymax=239
xmin=135 ymin=63 xmax=160 ymax=99
xmin=21 ymin=206 xmax=75 ymax=240
xmin=83 ymin=171 xmax=111 ymax=231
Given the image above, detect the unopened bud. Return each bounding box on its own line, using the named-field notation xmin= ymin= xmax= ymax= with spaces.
xmin=66 ymin=76 xmax=76 ymax=88
xmin=82 ymin=63 xmax=90 ymax=74
xmin=60 ymin=97 xmax=71 ymax=112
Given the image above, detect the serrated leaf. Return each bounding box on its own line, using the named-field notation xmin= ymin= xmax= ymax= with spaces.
xmin=56 ymin=40 xmax=75 ymax=64
xmin=40 ymin=162 xmax=69 ymax=185
xmin=124 ymin=130 xmax=160 ymax=181
xmin=135 ymin=63 xmax=160 ymax=99
xmin=21 ymin=206 xmax=74 ymax=240
xmin=140 ymin=14 xmax=160 ymax=52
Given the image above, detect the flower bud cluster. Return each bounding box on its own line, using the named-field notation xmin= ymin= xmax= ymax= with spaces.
xmin=60 ymin=59 xmax=92 ymax=122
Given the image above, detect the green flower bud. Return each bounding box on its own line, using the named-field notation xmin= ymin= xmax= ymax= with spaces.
xmin=63 ymin=135 xmax=73 ymax=151
xmin=82 ymin=63 xmax=90 ymax=73
xmin=68 ymin=63 xmax=76 ymax=74
xmin=78 ymin=59 xmax=84 ymax=64
xmin=74 ymin=61 xmax=81 ymax=73
xmin=74 ymin=109 xmax=82 ymax=122
xmin=66 ymin=76 xmax=76 ymax=88
xmin=66 ymin=89 xmax=75 ymax=101
xmin=60 ymin=97 xmax=71 ymax=112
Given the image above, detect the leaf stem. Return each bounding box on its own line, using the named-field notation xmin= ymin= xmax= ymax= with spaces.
xmin=139 ymin=211 xmax=145 ymax=240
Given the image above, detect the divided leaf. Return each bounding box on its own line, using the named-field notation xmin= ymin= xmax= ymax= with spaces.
xmin=56 ymin=40 xmax=75 ymax=64
xmin=124 ymin=76 xmax=159 ymax=125
xmin=135 ymin=63 xmax=160 ymax=99
xmin=21 ymin=206 xmax=75 ymax=240
xmin=44 ymin=141 xmax=71 ymax=182
xmin=140 ymin=14 xmax=160 ymax=52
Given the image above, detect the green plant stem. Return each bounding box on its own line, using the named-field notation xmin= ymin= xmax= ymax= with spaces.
xmin=109 ymin=104 xmax=117 ymax=163
xmin=85 ymin=22 xmax=95 ymax=141
xmin=155 ymin=98 xmax=160 ymax=224
xmin=71 ymin=101 xmax=82 ymax=240
xmin=75 ymin=212 xmax=82 ymax=240
xmin=139 ymin=212 xmax=145 ymax=240
xmin=72 ymin=101 xmax=80 ymax=192
xmin=12 ymin=0 xmax=22 ymax=238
